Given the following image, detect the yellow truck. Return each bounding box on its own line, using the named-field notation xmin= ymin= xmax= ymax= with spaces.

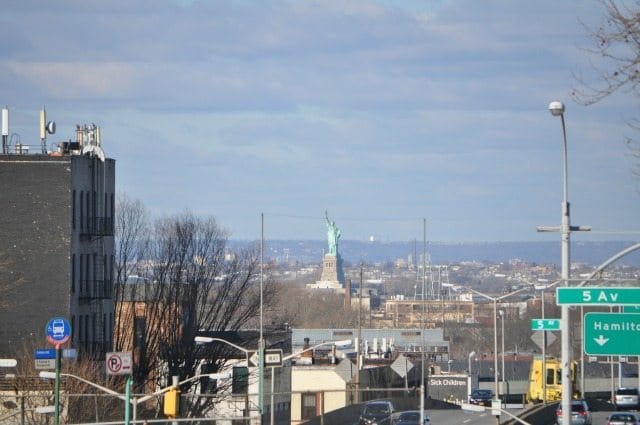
xmin=528 ymin=355 xmax=578 ymax=403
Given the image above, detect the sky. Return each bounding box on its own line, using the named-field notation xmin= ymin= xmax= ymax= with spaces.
xmin=1 ymin=0 xmax=639 ymax=243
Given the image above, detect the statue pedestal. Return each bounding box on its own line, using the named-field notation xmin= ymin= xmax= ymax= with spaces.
xmin=307 ymin=253 xmax=345 ymax=291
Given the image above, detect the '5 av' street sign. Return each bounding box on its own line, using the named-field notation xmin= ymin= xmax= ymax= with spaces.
xmin=531 ymin=319 xmax=561 ymax=331
xmin=584 ymin=312 xmax=640 ymax=355
xmin=557 ymin=287 xmax=640 ymax=306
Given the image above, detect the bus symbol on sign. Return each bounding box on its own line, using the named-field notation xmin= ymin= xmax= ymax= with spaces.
xmin=45 ymin=317 xmax=71 ymax=346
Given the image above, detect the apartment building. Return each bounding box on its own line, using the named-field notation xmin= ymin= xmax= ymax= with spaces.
xmin=0 ymin=120 xmax=115 ymax=358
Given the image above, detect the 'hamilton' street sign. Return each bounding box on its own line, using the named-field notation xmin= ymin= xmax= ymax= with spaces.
xmin=584 ymin=312 xmax=640 ymax=355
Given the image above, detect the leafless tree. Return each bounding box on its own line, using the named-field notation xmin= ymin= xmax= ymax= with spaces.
xmin=575 ymin=0 xmax=640 ymax=105
xmin=113 ymin=199 xmax=276 ymax=419
xmin=575 ymin=0 xmax=640 ymax=166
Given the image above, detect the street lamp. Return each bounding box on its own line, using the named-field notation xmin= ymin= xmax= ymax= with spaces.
xmin=39 ymin=370 xmax=230 ymax=423
xmin=459 ymin=285 xmax=529 ymax=402
xmin=539 ymin=101 xmax=590 ymax=425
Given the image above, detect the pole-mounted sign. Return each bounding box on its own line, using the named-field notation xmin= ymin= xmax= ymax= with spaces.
xmin=45 ymin=317 xmax=71 ymax=346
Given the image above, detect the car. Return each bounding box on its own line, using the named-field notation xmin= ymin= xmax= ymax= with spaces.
xmin=606 ymin=412 xmax=640 ymax=425
xmin=359 ymin=400 xmax=395 ymax=425
xmin=555 ymin=399 xmax=592 ymax=425
xmin=394 ymin=410 xmax=430 ymax=425
xmin=615 ymin=387 xmax=639 ymax=410
xmin=469 ymin=389 xmax=493 ymax=407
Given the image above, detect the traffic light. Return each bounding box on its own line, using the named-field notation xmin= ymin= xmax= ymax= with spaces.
xmin=163 ymin=387 xmax=180 ymax=418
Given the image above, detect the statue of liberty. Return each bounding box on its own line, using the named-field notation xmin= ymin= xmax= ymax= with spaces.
xmin=325 ymin=210 xmax=341 ymax=256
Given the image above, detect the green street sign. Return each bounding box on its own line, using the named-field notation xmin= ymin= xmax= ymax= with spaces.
xmin=623 ymin=306 xmax=640 ymax=313
xmin=584 ymin=313 xmax=640 ymax=355
xmin=531 ymin=319 xmax=561 ymax=331
xmin=557 ymin=287 xmax=640 ymax=306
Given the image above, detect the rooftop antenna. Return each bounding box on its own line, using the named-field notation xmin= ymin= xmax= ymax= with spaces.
xmin=39 ymin=106 xmax=56 ymax=154
xmin=2 ymin=107 xmax=8 ymax=154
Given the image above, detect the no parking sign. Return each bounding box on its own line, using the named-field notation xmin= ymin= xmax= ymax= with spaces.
xmin=105 ymin=352 xmax=132 ymax=375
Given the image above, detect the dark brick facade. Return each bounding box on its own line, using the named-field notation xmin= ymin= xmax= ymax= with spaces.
xmin=0 ymin=154 xmax=115 ymax=357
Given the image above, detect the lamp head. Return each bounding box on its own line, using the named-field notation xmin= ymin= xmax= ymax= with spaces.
xmin=548 ymin=101 xmax=565 ymax=116
xmin=469 ymin=351 xmax=476 ymax=358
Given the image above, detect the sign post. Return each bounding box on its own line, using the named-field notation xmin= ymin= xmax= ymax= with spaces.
xmin=45 ymin=317 xmax=71 ymax=425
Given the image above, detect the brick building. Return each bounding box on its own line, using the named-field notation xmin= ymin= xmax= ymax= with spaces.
xmin=0 ymin=123 xmax=115 ymax=358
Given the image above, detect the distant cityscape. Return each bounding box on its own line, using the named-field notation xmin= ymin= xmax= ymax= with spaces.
xmin=238 ymin=239 xmax=640 ymax=267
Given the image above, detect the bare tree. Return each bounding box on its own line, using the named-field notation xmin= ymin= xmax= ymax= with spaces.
xmin=113 ymin=201 xmax=276 ymax=419
xmin=574 ymin=0 xmax=640 ymax=166
xmin=574 ymin=0 xmax=640 ymax=105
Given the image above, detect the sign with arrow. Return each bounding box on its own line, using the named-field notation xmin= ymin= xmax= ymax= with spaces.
xmin=584 ymin=312 xmax=640 ymax=355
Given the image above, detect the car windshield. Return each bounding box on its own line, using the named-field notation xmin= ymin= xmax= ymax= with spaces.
xmin=472 ymin=390 xmax=491 ymax=397
xmin=571 ymin=404 xmax=586 ymax=412
xmin=618 ymin=388 xmax=639 ymax=395
xmin=399 ymin=412 xmax=420 ymax=420
xmin=611 ymin=413 xmax=636 ymax=420
xmin=365 ymin=404 xmax=390 ymax=414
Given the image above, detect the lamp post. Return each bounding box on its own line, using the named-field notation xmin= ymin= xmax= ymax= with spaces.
xmin=461 ymin=285 xmax=529 ymax=402
xmin=538 ymin=101 xmax=590 ymax=425
xmin=39 ymin=370 xmax=230 ymax=423
xmin=499 ymin=310 xmax=505 ymax=397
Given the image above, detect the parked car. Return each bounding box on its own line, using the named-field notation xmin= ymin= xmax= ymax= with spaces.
xmin=615 ymin=387 xmax=640 ymax=410
xmin=394 ymin=410 xmax=430 ymax=425
xmin=606 ymin=412 xmax=640 ymax=425
xmin=555 ymin=399 xmax=592 ymax=425
xmin=469 ymin=389 xmax=493 ymax=407
xmin=359 ymin=400 xmax=395 ymax=425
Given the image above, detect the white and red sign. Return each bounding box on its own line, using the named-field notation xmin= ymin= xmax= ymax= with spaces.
xmin=105 ymin=351 xmax=132 ymax=375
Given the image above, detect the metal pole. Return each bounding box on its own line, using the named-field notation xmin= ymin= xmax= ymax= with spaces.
xmin=541 ymin=288 xmax=547 ymax=405
xmin=259 ymin=212 xmax=264 ymax=421
xmin=493 ymin=300 xmax=499 ymax=401
xmin=270 ymin=367 xmax=275 ymax=425
xmin=124 ymin=377 xmax=131 ymax=425
xmin=420 ymin=218 xmax=426 ymax=425
xmin=356 ymin=263 xmax=363 ymax=403
xmin=501 ymin=311 xmax=505 ymax=398
xmin=580 ymin=305 xmax=584 ymax=398
xmin=559 ymin=109 xmax=572 ymax=425
xmin=54 ymin=345 xmax=61 ymax=425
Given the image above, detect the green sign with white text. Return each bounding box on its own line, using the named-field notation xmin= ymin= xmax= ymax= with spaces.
xmin=557 ymin=287 xmax=640 ymax=306
xmin=531 ymin=319 xmax=561 ymax=331
xmin=584 ymin=313 xmax=640 ymax=355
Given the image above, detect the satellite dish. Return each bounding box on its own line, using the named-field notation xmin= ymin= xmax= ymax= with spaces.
xmin=46 ymin=121 xmax=56 ymax=135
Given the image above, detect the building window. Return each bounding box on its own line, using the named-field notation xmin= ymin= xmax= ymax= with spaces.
xmin=71 ymin=254 xmax=75 ymax=293
xmin=232 ymin=367 xmax=249 ymax=395
xmin=80 ymin=191 xmax=84 ymax=230
xmin=78 ymin=316 xmax=83 ymax=343
xmin=301 ymin=393 xmax=318 ymax=420
xmin=72 ymin=190 xmax=76 ymax=229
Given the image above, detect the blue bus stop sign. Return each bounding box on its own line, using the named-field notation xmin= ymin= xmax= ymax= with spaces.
xmin=45 ymin=317 xmax=71 ymax=346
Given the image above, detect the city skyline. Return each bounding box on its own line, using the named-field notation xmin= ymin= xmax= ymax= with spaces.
xmin=2 ymin=1 xmax=639 ymax=242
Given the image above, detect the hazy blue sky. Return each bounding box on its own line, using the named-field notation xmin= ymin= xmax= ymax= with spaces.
xmin=2 ymin=0 xmax=639 ymax=242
